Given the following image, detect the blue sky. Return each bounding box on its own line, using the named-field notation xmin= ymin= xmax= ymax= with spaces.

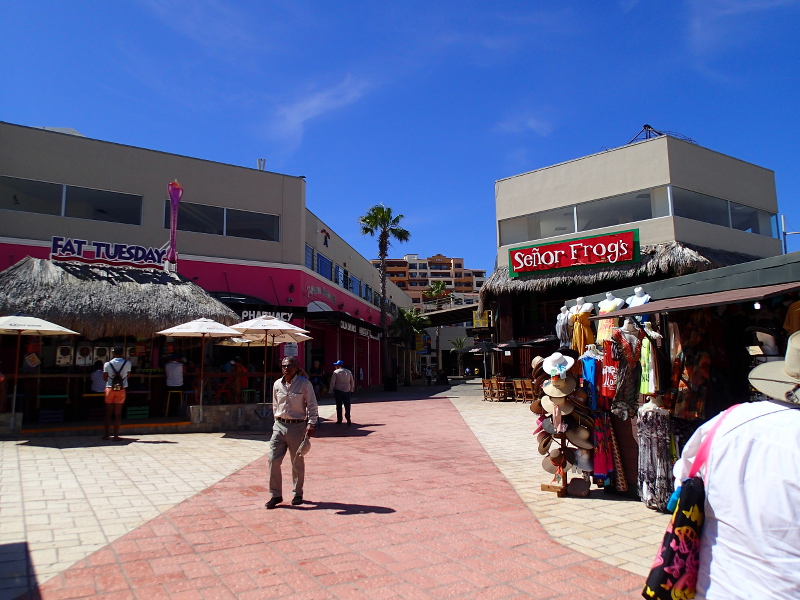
xmin=2 ymin=0 xmax=799 ymax=274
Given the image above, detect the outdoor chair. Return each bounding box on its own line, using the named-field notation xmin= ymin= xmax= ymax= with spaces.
xmin=521 ymin=379 xmax=536 ymax=403
xmin=512 ymin=379 xmax=526 ymax=403
xmin=481 ymin=379 xmax=492 ymax=401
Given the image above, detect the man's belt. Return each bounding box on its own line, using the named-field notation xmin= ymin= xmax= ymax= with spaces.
xmin=276 ymin=417 xmax=306 ymax=424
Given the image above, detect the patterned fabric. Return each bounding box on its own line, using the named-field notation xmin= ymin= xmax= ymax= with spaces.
xmin=611 ymin=327 xmax=644 ymax=420
xmin=643 ymin=476 xmax=705 ymax=600
xmin=596 ymin=301 xmax=622 ymax=342
xmin=600 ymin=339 xmax=618 ymax=399
xmin=639 ymin=336 xmax=657 ymax=395
xmin=556 ymin=312 xmax=572 ymax=348
xmin=637 ymin=408 xmax=674 ymax=512
xmin=592 ymin=413 xmax=614 ymax=481
xmin=607 ymin=418 xmax=628 ymax=492
xmin=570 ymin=311 xmax=595 ymax=354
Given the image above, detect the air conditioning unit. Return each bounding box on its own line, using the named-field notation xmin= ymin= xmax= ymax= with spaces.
xmin=75 ymin=343 xmax=94 ymax=367
xmin=94 ymin=347 xmax=110 ymax=364
xmin=56 ymin=345 xmax=74 ymax=367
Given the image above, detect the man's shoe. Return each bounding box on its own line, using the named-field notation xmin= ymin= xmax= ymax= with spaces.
xmin=291 ymin=495 xmax=303 ymax=506
xmin=265 ymin=496 xmax=283 ymax=509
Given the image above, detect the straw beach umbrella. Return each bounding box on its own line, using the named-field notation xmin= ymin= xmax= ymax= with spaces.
xmin=231 ymin=317 xmax=312 ymax=406
xmin=0 ymin=314 xmax=79 ymax=430
xmin=156 ymin=318 xmax=241 ymax=404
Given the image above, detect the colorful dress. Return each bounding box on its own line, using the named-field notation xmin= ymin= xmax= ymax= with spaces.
xmin=600 ymin=339 xmax=618 ymax=402
xmin=610 ymin=327 xmax=644 ymax=420
xmin=639 ymin=336 xmax=658 ymax=395
xmin=596 ymin=300 xmax=623 ymax=342
xmin=581 ymin=356 xmax=599 ymax=411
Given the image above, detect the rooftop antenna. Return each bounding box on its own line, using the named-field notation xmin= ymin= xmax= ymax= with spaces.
xmin=628 ymin=124 xmax=697 ymax=145
xmin=257 ymin=158 xmax=266 ymax=171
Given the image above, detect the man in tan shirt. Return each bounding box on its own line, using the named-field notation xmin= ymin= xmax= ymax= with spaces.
xmin=266 ymin=356 xmax=318 ymax=509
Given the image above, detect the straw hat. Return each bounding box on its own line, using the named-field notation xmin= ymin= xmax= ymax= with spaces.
xmin=532 ymin=372 xmax=548 ymax=395
xmin=749 ymin=331 xmax=800 ymax=403
xmin=565 ymin=425 xmax=593 ymax=449
xmin=570 ymin=388 xmax=588 ymax=406
xmin=536 ymin=431 xmax=553 ymax=455
xmin=541 ymin=395 xmax=574 ymax=415
xmin=543 ymin=352 xmax=575 ymax=377
xmin=542 ymin=447 xmax=575 ymax=474
xmin=294 ymin=435 xmax=311 ymax=461
xmin=543 ymin=374 xmax=577 ymax=397
xmin=531 ymin=356 xmax=545 ymax=375
xmin=529 ymin=396 xmax=545 ymax=415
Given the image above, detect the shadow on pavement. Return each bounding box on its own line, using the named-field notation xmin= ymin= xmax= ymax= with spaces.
xmin=291 ymin=501 xmax=395 ymax=515
xmin=317 ymin=423 xmax=384 ymax=437
xmin=0 ymin=541 xmax=39 ymax=600
xmin=17 ymin=437 xmax=178 ymax=448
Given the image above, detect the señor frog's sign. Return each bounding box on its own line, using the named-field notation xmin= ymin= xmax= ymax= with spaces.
xmin=50 ymin=236 xmax=167 ymax=269
xmin=508 ymin=230 xmax=639 ymax=277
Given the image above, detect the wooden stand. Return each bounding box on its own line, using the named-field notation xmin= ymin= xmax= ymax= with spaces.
xmin=541 ymin=432 xmax=568 ymax=497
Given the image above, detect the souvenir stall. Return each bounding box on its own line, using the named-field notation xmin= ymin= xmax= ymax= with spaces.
xmin=531 ymin=280 xmax=800 ymax=511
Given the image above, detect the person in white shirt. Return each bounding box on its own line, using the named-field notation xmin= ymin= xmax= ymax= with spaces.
xmin=89 ymin=360 xmax=106 ymax=393
xmin=671 ymin=331 xmax=800 ymax=599
xmin=103 ymin=347 xmax=131 ymax=441
xmin=328 ymin=359 xmax=355 ymax=425
xmin=266 ymin=356 xmax=318 ymax=509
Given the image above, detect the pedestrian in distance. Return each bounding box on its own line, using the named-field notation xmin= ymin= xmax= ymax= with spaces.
xmin=665 ymin=331 xmax=800 ymax=599
xmin=424 ymin=366 xmax=432 ymax=386
xmin=103 ymin=347 xmax=131 ymax=441
xmin=309 ymin=360 xmax=325 ymax=397
xmin=328 ymin=359 xmax=355 ymax=425
xmin=266 ymin=356 xmax=318 ymax=509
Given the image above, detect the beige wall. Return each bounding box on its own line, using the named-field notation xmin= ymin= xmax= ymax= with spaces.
xmin=671 ymin=216 xmax=782 ymax=258
xmin=666 ymin=137 xmax=777 ymax=211
xmin=495 ymin=137 xmax=671 ymax=221
xmin=0 ymin=122 xmax=305 ymax=265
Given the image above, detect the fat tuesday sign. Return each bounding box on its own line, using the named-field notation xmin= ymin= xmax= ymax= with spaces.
xmin=508 ymin=230 xmax=640 ymax=278
xmin=51 ymin=236 xmax=167 ymax=269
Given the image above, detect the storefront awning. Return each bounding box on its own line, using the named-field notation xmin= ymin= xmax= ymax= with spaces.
xmin=303 ymin=310 xmax=383 ymax=335
xmin=591 ymin=281 xmax=800 ymax=320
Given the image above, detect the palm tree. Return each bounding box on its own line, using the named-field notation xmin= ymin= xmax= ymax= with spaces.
xmin=423 ymin=280 xmax=450 ymax=310
xmin=392 ymin=308 xmax=431 ymax=386
xmin=449 ymin=336 xmax=467 ymax=377
xmin=358 ymin=204 xmax=410 ymax=390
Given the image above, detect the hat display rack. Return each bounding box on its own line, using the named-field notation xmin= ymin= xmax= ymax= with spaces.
xmin=531 ymin=351 xmax=596 ymax=497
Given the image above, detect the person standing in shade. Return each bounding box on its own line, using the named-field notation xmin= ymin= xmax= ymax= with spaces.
xmin=103 ymin=347 xmax=131 ymax=441
xmin=328 ymin=360 xmax=355 ymax=424
xmin=424 ymin=366 xmax=432 ymax=386
xmin=266 ymin=356 xmax=318 ymax=509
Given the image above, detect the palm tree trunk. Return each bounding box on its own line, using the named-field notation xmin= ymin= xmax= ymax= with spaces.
xmin=378 ymin=231 xmax=394 ymax=390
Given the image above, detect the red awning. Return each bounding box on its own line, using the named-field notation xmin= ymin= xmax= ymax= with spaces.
xmin=590 ymin=282 xmax=800 ymax=320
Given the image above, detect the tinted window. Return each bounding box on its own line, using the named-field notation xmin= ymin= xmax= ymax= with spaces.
xmin=226 ymin=209 xmax=279 ymax=242
xmin=0 ymin=175 xmax=62 ymax=216
xmin=166 ymin=201 xmax=224 ymax=234
xmin=672 ymin=188 xmax=729 ymax=227
xmin=316 ymin=253 xmax=332 ymax=279
xmin=66 ymin=186 xmax=142 ymax=224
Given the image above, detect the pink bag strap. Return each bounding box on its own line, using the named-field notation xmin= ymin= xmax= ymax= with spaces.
xmin=689 ymin=405 xmax=739 ymax=478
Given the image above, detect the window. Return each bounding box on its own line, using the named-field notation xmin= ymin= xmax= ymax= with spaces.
xmin=419 ymin=263 xmax=427 ymax=269
xmin=226 ymin=208 xmax=279 ymax=241
xmin=576 ymin=190 xmax=655 ymax=232
xmin=412 ymin=298 xmax=421 ymax=303
xmin=408 ymin=263 xmax=417 ymax=269
xmin=349 ymin=276 xmax=361 ymax=296
xmin=396 ymin=282 xmax=406 ymax=288
xmin=316 ymin=253 xmax=332 ymax=280
xmin=363 ymin=285 xmax=373 ymax=302
xmin=672 ymin=188 xmax=730 ymax=228
xmin=455 ymin=272 xmax=462 ymax=278
xmin=455 ymin=263 xmax=462 ymax=268
xmin=0 ymin=175 xmax=62 ymax=216
xmin=67 ymin=186 xmax=142 ymax=225
xmin=729 ymin=202 xmax=777 ymax=236
xmin=333 ymin=264 xmax=344 ymax=287
xmin=165 ymin=201 xmax=224 ymax=235
xmin=410 ymin=273 xmax=417 ymax=278
xmin=305 ymin=244 xmax=314 ymax=270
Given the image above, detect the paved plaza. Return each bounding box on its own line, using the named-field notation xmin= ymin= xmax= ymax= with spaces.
xmin=1 ymin=380 xmax=668 ymax=599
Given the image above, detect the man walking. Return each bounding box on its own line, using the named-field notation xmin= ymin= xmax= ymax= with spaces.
xmin=103 ymin=347 xmax=131 ymax=441
xmin=328 ymin=359 xmax=355 ymax=425
xmin=266 ymin=356 xmax=318 ymax=509
xmin=424 ymin=366 xmax=432 ymax=386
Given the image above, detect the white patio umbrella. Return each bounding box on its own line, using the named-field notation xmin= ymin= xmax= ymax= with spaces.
xmin=231 ymin=317 xmax=312 ymax=406
xmin=156 ymin=318 xmax=241 ymax=404
xmin=0 ymin=314 xmax=79 ymax=430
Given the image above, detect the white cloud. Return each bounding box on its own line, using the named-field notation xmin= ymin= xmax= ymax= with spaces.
xmin=495 ymin=114 xmax=553 ymax=137
xmin=267 ymin=76 xmax=371 ymax=154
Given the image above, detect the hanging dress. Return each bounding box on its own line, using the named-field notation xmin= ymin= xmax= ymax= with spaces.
xmin=639 ymin=335 xmax=658 ymax=395
xmin=599 ymin=339 xmax=618 ymax=410
xmin=556 ymin=311 xmax=571 ymax=348
xmin=610 ymin=327 xmax=644 ymax=420
xmin=595 ymin=300 xmax=623 ymax=342
xmin=581 ymin=355 xmax=599 ymax=411
xmin=570 ymin=311 xmax=595 ymax=354
xmin=636 ymin=407 xmax=673 ymax=512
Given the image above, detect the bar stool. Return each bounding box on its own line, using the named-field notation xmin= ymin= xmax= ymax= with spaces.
xmin=165 ymin=389 xmax=183 ymax=417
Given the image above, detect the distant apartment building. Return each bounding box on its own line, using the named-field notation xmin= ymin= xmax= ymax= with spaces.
xmin=371 ymin=253 xmax=487 ymax=310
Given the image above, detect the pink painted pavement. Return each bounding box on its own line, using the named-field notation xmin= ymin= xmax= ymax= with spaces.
xmin=21 ymin=395 xmax=643 ymax=599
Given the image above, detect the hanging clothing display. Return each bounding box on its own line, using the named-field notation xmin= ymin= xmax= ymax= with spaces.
xmin=570 ymin=311 xmax=595 ymax=353
xmin=592 ymin=413 xmax=614 ymax=482
xmin=581 ymin=355 xmax=599 ymax=410
xmin=639 ymin=335 xmax=658 ymax=395
xmin=600 ymin=339 xmax=618 ymax=403
xmin=610 ymin=327 xmax=644 ymax=420
xmin=637 ymin=406 xmax=673 ymax=511
xmin=556 ymin=310 xmax=572 ymax=348
xmin=596 ymin=299 xmax=624 ymax=342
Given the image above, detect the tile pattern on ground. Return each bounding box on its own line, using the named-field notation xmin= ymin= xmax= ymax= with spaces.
xmin=18 ymin=395 xmax=643 ymax=599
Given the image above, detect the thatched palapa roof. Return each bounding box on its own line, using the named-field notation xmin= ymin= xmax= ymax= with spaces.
xmin=0 ymin=257 xmax=238 ymax=339
xmin=479 ymin=241 xmax=758 ymax=312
